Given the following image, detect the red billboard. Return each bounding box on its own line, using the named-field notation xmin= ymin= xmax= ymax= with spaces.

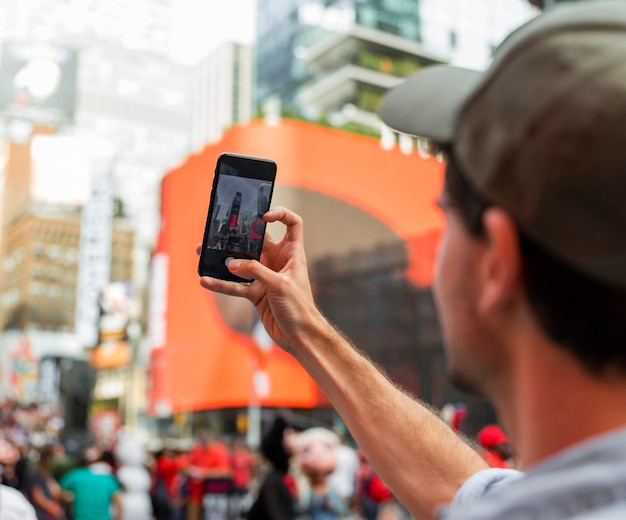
xmin=148 ymin=119 xmax=444 ymax=414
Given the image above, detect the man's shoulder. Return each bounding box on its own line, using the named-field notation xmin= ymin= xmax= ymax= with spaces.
xmin=442 ymin=427 xmax=626 ymax=520
xmin=573 ymin=502 xmax=626 ymax=520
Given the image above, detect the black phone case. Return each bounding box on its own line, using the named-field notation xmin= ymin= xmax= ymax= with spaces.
xmin=198 ymin=153 xmax=276 ymax=283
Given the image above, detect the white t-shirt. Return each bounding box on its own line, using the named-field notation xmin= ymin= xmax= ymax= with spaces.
xmin=0 ymin=485 xmax=37 ymax=520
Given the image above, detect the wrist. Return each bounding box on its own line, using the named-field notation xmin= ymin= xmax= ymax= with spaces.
xmin=285 ymin=306 xmax=333 ymax=356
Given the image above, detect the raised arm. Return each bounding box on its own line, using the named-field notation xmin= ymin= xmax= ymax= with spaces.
xmin=198 ymin=206 xmax=487 ymax=519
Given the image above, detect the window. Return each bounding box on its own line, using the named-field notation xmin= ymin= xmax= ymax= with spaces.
xmin=449 ymin=30 xmax=458 ymax=50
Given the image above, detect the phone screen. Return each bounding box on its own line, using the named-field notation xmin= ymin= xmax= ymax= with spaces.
xmin=198 ymin=153 xmax=276 ymax=282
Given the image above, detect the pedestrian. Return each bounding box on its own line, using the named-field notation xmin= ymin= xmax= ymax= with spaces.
xmin=229 ymin=436 xmax=256 ymax=517
xmin=246 ymin=416 xmax=297 ymax=520
xmin=59 ymin=445 xmax=122 ymax=520
xmin=476 ymin=425 xmax=515 ymax=469
xmin=24 ymin=445 xmax=65 ymax=519
xmin=186 ymin=431 xmax=231 ymax=520
xmin=199 ymin=1 xmax=626 ymax=518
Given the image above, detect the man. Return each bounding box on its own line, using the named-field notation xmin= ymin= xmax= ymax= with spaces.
xmin=199 ymin=1 xmax=626 ymax=518
xmin=186 ymin=431 xmax=231 ymax=520
xmin=60 ymin=446 xmax=122 ymax=520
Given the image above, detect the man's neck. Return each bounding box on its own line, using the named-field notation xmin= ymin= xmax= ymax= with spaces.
xmin=494 ymin=335 xmax=626 ymax=468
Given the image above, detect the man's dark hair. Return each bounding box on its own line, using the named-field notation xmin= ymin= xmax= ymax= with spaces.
xmin=444 ymin=148 xmax=626 ymax=375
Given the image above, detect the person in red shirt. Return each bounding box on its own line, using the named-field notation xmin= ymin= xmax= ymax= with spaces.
xmin=230 ymin=437 xmax=256 ymax=495
xmin=155 ymin=441 xmax=188 ymax=500
xmin=229 ymin=437 xmax=256 ymax=518
xmin=186 ymin=431 xmax=232 ymax=520
xmin=476 ymin=424 xmax=516 ymax=469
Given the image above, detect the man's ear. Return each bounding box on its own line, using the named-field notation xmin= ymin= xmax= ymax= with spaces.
xmin=477 ymin=207 xmax=524 ymax=316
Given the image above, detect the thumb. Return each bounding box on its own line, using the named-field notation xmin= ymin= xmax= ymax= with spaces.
xmin=227 ymin=258 xmax=281 ymax=286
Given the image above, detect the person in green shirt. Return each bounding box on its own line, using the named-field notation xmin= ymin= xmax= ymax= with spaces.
xmin=60 ymin=447 xmax=122 ymax=520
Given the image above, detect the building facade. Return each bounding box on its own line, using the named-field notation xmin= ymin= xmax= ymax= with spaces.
xmin=0 ymin=203 xmax=133 ymax=333
xmin=255 ymin=0 xmax=431 ymax=122
xmin=191 ymin=42 xmax=253 ymax=149
xmin=255 ymin=0 xmax=534 ymax=134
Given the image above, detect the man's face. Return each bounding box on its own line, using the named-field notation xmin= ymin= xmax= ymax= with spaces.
xmin=433 ymin=188 xmax=498 ymax=396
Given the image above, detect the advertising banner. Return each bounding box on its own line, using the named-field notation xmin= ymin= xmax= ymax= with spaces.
xmin=74 ymin=141 xmax=117 ymax=349
xmin=149 ymin=119 xmax=444 ymax=413
xmin=0 ymin=41 xmax=77 ymax=122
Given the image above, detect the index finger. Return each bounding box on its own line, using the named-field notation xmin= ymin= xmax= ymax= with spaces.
xmin=264 ymin=206 xmax=304 ymax=242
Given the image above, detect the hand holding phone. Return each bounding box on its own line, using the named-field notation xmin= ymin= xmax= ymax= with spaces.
xmin=198 ymin=153 xmax=277 ymax=283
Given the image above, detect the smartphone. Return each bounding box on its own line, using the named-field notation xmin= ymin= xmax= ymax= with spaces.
xmin=198 ymin=152 xmax=277 ymax=282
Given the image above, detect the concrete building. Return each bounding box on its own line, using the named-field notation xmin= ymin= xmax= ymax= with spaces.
xmin=191 ymin=42 xmax=253 ymax=149
xmin=0 ymin=202 xmax=133 ymax=333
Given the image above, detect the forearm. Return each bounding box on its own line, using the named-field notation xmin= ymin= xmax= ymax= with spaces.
xmin=198 ymin=208 xmax=488 ymax=518
xmin=290 ymin=315 xmax=487 ymax=520
xmin=112 ymin=492 xmax=122 ymax=520
xmin=31 ymin=487 xmax=61 ymax=518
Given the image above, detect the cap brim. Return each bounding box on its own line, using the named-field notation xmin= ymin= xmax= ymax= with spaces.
xmin=379 ymin=65 xmax=483 ymax=143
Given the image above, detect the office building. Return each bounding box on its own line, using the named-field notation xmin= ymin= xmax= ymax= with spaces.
xmin=255 ymin=0 xmax=534 ymax=134
xmin=0 ymin=203 xmax=133 ymax=333
xmin=192 ymin=42 xmax=253 ymax=149
xmin=256 ymin=0 xmax=437 ymax=126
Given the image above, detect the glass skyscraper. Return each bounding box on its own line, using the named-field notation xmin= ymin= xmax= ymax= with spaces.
xmin=255 ymin=0 xmax=422 ymax=109
xmin=255 ymin=0 xmax=534 ymax=115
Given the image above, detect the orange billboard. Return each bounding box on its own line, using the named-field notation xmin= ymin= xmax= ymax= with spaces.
xmin=148 ymin=119 xmax=444 ymax=414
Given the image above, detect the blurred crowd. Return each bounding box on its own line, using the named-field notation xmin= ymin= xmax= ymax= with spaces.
xmin=0 ymin=399 xmax=516 ymax=520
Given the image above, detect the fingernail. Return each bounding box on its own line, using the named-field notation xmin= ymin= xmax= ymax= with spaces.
xmin=227 ymin=259 xmax=241 ymax=271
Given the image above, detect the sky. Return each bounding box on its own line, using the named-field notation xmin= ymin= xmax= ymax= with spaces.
xmin=171 ymin=0 xmax=257 ymax=65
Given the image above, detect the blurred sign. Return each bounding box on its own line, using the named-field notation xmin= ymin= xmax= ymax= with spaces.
xmin=89 ymin=341 xmax=131 ymax=369
xmin=0 ymin=331 xmax=38 ymax=403
xmin=0 ymin=41 xmax=77 ymax=122
xmin=38 ymin=356 xmax=61 ymax=404
xmin=90 ymin=410 xmax=121 ymax=445
xmin=99 ymin=281 xmax=134 ymax=342
xmin=0 ymin=333 xmax=87 ymax=404
xmin=147 ymin=253 xmax=169 ymax=351
xmin=90 ymin=281 xmax=135 ymax=369
xmin=75 ymin=142 xmax=117 ymax=348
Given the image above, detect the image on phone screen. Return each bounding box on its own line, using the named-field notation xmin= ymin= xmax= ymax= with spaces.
xmin=207 ymin=173 xmax=271 ymax=256
xmin=198 ymin=153 xmax=276 ymax=282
